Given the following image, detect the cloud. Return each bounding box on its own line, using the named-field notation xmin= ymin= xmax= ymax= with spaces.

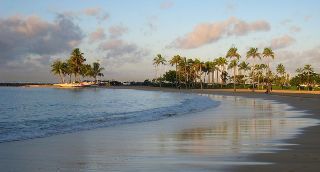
xmin=108 ymin=25 xmax=128 ymax=38
xmin=290 ymin=26 xmax=301 ymax=33
xmin=100 ymin=13 xmax=110 ymax=21
xmin=281 ymin=19 xmax=291 ymax=26
xmin=273 ymin=46 xmax=320 ymax=74
xmin=99 ymin=39 xmax=150 ymax=65
xmin=304 ymin=15 xmax=312 ymax=22
xmin=0 ymin=14 xmax=84 ymax=67
xmin=82 ymin=7 xmax=109 ymax=21
xmin=160 ymin=1 xmax=174 ymax=9
xmin=83 ymin=7 xmax=101 ymax=16
xmin=89 ymin=27 xmax=106 ymax=42
xmin=270 ymin=35 xmax=295 ymax=50
xmin=99 ymin=39 xmax=124 ymax=50
xmin=169 ymin=17 xmax=270 ymax=49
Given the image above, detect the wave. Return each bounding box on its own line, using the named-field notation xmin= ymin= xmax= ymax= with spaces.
xmin=0 ymin=94 xmax=219 ymax=143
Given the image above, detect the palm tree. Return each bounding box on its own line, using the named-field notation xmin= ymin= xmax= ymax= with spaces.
xmin=65 ymin=59 xmax=73 ymax=83
xmin=226 ymin=47 xmax=241 ymax=92
xmin=193 ymin=58 xmax=204 ymax=89
xmin=169 ymin=55 xmax=182 ymax=88
xmin=213 ymin=58 xmax=221 ymax=86
xmin=228 ymin=59 xmax=238 ymax=89
xmin=179 ymin=57 xmax=188 ymax=88
xmin=153 ymin=54 xmax=166 ymax=87
xmin=80 ymin=64 xmax=92 ymax=79
xmin=246 ymin=47 xmax=261 ymax=91
xmin=204 ymin=61 xmax=214 ymax=85
xmin=262 ymin=48 xmax=275 ymax=92
xmin=51 ymin=60 xmax=65 ymax=83
xmin=211 ymin=61 xmax=219 ymax=86
xmin=187 ymin=58 xmax=195 ymax=88
xmin=303 ymin=64 xmax=313 ymax=89
xmin=216 ymin=57 xmax=228 ymax=88
xmin=276 ymin=63 xmax=286 ymax=89
xmin=91 ymin=62 xmax=105 ymax=82
xmin=238 ymin=61 xmax=251 ymax=88
xmin=69 ymin=48 xmax=86 ymax=82
xmin=255 ymin=64 xmax=267 ymax=89
xmin=296 ymin=67 xmax=303 ymax=91
xmin=260 ymin=64 xmax=268 ymax=89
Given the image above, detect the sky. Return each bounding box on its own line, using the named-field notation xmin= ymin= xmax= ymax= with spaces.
xmin=0 ymin=0 xmax=319 ymax=82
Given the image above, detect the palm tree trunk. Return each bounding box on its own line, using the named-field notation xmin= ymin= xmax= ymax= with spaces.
xmin=216 ymin=70 xmax=219 ymax=88
xmin=211 ymin=69 xmax=214 ymax=85
xmin=58 ymin=73 xmax=63 ymax=83
xmin=252 ymin=62 xmax=255 ymax=92
xmin=220 ymin=66 xmax=223 ymax=88
xmin=199 ymin=65 xmax=203 ymax=90
xmin=233 ymin=66 xmax=236 ymax=92
xmin=175 ymin=64 xmax=178 ymax=88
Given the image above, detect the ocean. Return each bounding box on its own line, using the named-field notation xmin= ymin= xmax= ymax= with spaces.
xmin=0 ymin=87 xmax=217 ymax=143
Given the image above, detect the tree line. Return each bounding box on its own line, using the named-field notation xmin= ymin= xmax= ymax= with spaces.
xmin=51 ymin=48 xmax=105 ymax=83
xmin=153 ymin=47 xmax=320 ymax=91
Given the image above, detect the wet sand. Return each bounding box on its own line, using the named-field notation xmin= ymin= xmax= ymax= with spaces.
xmin=0 ymin=86 xmax=319 ymax=171
xmin=121 ymin=86 xmax=320 ymax=171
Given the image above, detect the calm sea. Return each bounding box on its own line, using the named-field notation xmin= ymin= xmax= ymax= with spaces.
xmin=0 ymin=87 xmax=217 ymax=143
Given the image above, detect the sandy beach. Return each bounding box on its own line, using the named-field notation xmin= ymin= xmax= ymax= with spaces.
xmin=0 ymin=86 xmax=319 ymax=171
xmin=121 ymin=86 xmax=320 ymax=171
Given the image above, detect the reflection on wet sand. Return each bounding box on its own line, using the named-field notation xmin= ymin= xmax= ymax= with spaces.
xmin=158 ymin=95 xmax=314 ymax=157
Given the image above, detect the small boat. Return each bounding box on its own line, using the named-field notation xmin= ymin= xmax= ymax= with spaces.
xmin=54 ymin=82 xmax=94 ymax=88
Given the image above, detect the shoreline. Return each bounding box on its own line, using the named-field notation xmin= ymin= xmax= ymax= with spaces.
xmin=0 ymin=86 xmax=319 ymax=171
xmin=2 ymin=84 xmax=320 ymax=95
xmin=114 ymin=86 xmax=320 ymax=171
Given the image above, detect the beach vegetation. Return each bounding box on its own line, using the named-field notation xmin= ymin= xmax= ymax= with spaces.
xmin=50 ymin=48 xmax=104 ymax=83
xmin=150 ymin=47 xmax=320 ymax=92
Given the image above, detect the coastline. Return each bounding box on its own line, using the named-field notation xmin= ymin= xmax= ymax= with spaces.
xmin=115 ymin=86 xmax=320 ymax=171
xmin=0 ymin=86 xmax=319 ymax=171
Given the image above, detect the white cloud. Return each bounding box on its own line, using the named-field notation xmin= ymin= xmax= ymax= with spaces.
xmin=89 ymin=27 xmax=106 ymax=43
xmin=270 ymin=35 xmax=295 ymax=50
xmin=169 ymin=17 xmax=270 ymax=49
xmin=0 ymin=14 xmax=83 ymax=66
xmin=160 ymin=1 xmax=174 ymax=9
xmin=109 ymin=25 xmax=128 ymax=38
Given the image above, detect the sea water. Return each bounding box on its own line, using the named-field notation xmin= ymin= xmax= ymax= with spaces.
xmin=0 ymin=87 xmax=217 ymax=143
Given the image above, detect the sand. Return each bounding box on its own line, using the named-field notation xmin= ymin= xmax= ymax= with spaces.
xmin=0 ymin=86 xmax=319 ymax=172
xmin=120 ymin=86 xmax=320 ymax=171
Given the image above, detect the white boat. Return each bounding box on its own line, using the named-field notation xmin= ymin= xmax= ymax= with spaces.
xmin=54 ymin=82 xmax=95 ymax=88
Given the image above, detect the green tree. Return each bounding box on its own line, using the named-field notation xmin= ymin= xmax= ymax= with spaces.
xmin=169 ymin=55 xmax=182 ymax=88
xmin=295 ymin=67 xmax=303 ymax=90
xmin=246 ymin=47 xmax=261 ymax=91
xmin=276 ymin=63 xmax=286 ymax=88
xmin=226 ymin=47 xmax=241 ymax=92
xmin=80 ymin=64 xmax=92 ymax=79
xmin=238 ymin=61 xmax=251 ymax=88
xmin=69 ymin=48 xmax=86 ymax=82
xmin=216 ymin=57 xmax=228 ymax=87
xmin=204 ymin=61 xmax=213 ymax=85
xmin=262 ymin=47 xmax=275 ymax=92
xmin=51 ymin=60 xmax=65 ymax=83
xmin=153 ymin=54 xmax=166 ymax=78
xmin=303 ymin=64 xmax=314 ymax=88
xmin=153 ymin=54 xmax=166 ymax=87
xmin=162 ymin=70 xmax=177 ymax=84
xmin=91 ymin=62 xmax=105 ymax=82
xmin=193 ymin=58 xmax=204 ymax=89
